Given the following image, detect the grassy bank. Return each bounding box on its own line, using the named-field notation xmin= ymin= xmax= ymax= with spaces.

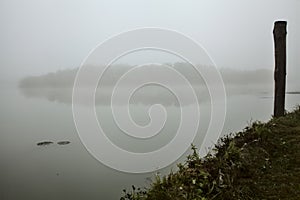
xmin=121 ymin=106 xmax=300 ymax=200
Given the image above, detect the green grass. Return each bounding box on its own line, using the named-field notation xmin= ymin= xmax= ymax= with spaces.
xmin=121 ymin=106 xmax=300 ymax=200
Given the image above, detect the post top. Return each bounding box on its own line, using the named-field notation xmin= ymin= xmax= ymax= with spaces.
xmin=274 ymin=21 xmax=287 ymax=26
xmin=273 ymin=21 xmax=287 ymax=35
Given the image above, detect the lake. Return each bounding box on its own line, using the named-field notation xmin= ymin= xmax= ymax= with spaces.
xmin=0 ymin=83 xmax=299 ymax=200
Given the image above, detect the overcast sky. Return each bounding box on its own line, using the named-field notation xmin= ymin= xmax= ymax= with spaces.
xmin=1 ymin=0 xmax=299 ymax=82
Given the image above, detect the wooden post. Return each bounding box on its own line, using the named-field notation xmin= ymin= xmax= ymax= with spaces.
xmin=273 ymin=21 xmax=287 ymax=117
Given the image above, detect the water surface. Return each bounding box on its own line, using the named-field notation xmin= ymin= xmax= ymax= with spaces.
xmin=1 ymin=84 xmax=299 ymax=200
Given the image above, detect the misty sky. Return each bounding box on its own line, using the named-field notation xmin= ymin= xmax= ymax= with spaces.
xmin=1 ymin=0 xmax=299 ymax=82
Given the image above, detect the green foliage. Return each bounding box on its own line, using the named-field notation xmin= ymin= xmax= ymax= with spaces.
xmin=120 ymin=185 xmax=147 ymax=200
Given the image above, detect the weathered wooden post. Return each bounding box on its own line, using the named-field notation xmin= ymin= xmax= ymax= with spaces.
xmin=273 ymin=21 xmax=287 ymax=117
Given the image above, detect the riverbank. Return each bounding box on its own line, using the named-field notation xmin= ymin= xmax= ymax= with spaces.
xmin=121 ymin=106 xmax=300 ymax=200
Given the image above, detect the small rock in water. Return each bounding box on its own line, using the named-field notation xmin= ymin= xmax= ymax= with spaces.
xmin=286 ymin=91 xmax=300 ymax=94
xmin=57 ymin=141 xmax=71 ymax=145
xmin=37 ymin=141 xmax=53 ymax=146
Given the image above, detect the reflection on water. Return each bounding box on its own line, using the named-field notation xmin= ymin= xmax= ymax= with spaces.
xmin=19 ymin=84 xmax=275 ymax=106
xmin=1 ymin=83 xmax=299 ymax=200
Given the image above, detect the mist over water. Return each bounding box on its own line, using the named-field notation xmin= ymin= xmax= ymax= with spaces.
xmin=0 ymin=62 xmax=296 ymax=200
xmin=0 ymin=63 xmax=293 ymax=199
xmin=18 ymin=63 xmax=281 ymax=105
xmin=1 ymin=0 xmax=300 ymax=199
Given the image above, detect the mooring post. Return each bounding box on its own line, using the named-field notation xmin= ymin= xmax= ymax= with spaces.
xmin=273 ymin=21 xmax=287 ymax=117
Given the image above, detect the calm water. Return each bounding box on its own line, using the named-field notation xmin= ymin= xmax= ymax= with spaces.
xmin=1 ymin=84 xmax=299 ymax=200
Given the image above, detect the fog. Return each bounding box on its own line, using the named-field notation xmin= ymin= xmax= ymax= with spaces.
xmin=1 ymin=1 xmax=300 ymax=200
xmin=1 ymin=0 xmax=300 ymax=83
xmin=18 ymin=63 xmax=280 ymax=105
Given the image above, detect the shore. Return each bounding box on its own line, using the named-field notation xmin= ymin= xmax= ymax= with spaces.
xmin=121 ymin=106 xmax=300 ymax=200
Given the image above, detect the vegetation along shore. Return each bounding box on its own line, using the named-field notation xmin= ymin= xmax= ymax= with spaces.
xmin=121 ymin=106 xmax=300 ymax=200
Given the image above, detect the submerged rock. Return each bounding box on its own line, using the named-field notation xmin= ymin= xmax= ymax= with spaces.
xmin=286 ymin=91 xmax=300 ymax=94
xmin=37 ymin=141 xmax=53 ymax=146
xmin=57 ymin=141 xmax=71 ymax=145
